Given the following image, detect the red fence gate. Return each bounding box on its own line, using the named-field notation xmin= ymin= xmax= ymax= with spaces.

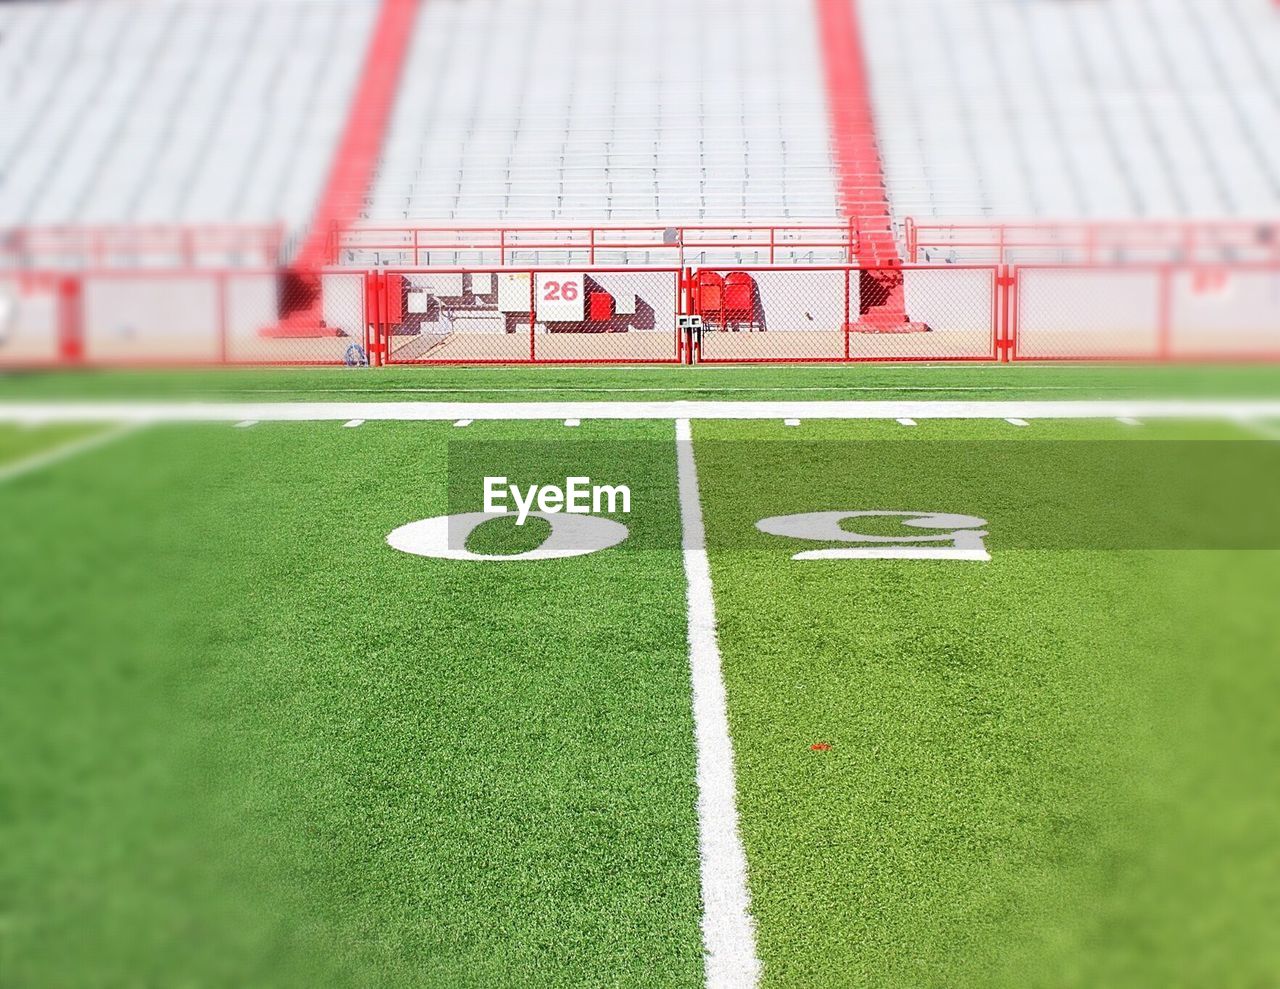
xmin=686 ymin=265 xmax=1000 ymax=363
xmin=369 ymin=268 xmax=684 ymax=365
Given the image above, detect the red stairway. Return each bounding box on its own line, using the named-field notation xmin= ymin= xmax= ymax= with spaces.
xmin=815 ymin=0 xmax=923 ymax=332
xmin=265 ymin=0 xmax=420 ymax=339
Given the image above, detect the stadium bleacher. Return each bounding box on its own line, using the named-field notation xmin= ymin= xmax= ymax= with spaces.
xmin=0 ymin=0 xmax=374 ymax=234
xmin=0 ymin=0 xmax=1275 ymax=365
xmin=5 ymin=0 xmax=1275 ymax=258
xmin=363 ymin=0 xmax=840 ymax=225
xmin=859 ymin=0 xmax=1280 ymax=227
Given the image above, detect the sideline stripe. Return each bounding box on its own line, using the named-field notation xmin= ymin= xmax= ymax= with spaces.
xmin=5 ymin=400 xmax=1280 ymax=423
xmin=675 ymin=418 xmax=761 ymax=988
xmin=0 ymin=423 xmax=144 ymax=485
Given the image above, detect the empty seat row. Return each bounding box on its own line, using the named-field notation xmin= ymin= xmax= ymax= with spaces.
xmin=859 ymin=0 xmax=1280 ymax=225
xmin=363 ymin=0 xmax=842 ymax=225
xmin=0 ymin=0 xmax=375 ymax=237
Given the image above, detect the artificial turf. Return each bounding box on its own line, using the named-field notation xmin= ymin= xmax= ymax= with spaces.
xmin=3 ymin=362 xmax=1280 ymax=404
xmin=0 ymin=422 xmax=106 ymax=468
xmin=0 ymin=419 xmax=705 ymax=988
xmin=3 ymin=410 xmax=1278 ymax=988
xmin=694 ymin=417 xmax=1280 ymax=988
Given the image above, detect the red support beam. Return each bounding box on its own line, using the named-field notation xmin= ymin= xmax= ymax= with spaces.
xmin=295 ymin=0 xmax=420 ymax=271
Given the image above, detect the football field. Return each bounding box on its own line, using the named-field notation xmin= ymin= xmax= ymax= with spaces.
xmin=3 ymin=365 xmax=1280 ymax=988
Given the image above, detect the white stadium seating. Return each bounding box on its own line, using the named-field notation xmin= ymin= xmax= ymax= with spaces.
xmin=858 ymin=0 xmax=1280 ymax=224
xmin=363 ymin=0 xmax=841 ymax=225
xmin=4 ymin=0 xmax=1274 ymax=258
xmin=0 ymin=0 xmax=375 ymax=233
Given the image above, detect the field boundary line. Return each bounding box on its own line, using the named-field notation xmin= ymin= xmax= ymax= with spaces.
xmin=676 ymin=418 xmax=761 ymax=989
xmin=5 ymin=400 xmax=1280 ymax=423
xmin=0 ymin=423 xmax=145 ymax=485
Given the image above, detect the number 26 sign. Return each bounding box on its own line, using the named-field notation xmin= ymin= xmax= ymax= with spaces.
xmin=536 ymin=272 xmax=585 ymax=321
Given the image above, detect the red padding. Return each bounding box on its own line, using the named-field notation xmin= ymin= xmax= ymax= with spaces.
xmin=589 ymin=291 xmax=615 ymax=321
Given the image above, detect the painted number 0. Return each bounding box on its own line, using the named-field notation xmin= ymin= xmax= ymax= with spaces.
xmin=543 ymin=281 xmax=579 ymax=302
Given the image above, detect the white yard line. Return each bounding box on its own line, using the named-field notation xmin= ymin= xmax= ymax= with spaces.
xmin=343 ymin=419 xmax=365 ymax=428
xmin=234 ymin=420 xmax=258 ymax=428
xmin=0 ymin=423 xmax=145 ymax=485
xmin=675 ymin=418 xmax=761 ymax=989
xmin=896 ymin=417 xmax=917 ymax=426
xmin=783 ymin=418 xmax=801 ymax=427
xmin=1005 ymin=417 xmax=1030 ymax=427
xmin=5 ymin=399 xmax=1280 ymax=423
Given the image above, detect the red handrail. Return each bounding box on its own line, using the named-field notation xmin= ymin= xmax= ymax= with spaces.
xmin=907 ymin=219 xmax=1280 ymax=263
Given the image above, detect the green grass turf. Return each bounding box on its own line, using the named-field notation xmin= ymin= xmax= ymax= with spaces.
xmin=3 ymin=362 xmax=1280 ymax=403
xmin=4 ymin=410 xmax=1278 ymax=987
xmin=0 ymin=422 xmax=106 ymax=468
xmin=0 ymin=419 xmax=705 ymax=988
xmin=694 ymin=418 xmax=1280 ymax=988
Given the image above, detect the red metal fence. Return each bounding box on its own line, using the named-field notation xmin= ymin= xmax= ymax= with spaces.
xmin=372 ymin=267 xmax=684 ymax=365
xmin=2 ymin=262 xmax=1278 ymax=367
xmin=0 ymin=269 xmax=367 ymax=367
xmin=688 ymin=265 xmax=998 ymax=363
xmin=906 ymin=219 xmax=1280 ymax=266
xmin=1011 ymin=263 xmax=1280 ymax=362
xmin=0 ymin=225 xmax=284 ymax=270
xmin=338 ymin=223 xmax=863 ymax=268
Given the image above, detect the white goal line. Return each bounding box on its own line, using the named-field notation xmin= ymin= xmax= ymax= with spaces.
xmin=2 ymin=399 xmax=1280 ymax=425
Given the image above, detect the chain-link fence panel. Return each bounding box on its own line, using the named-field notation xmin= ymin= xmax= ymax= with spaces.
xmin=18 ymin=269 xmax=372 ymax=366
xmin=227 ymin=271 xmax=368 ymax=365
xmin=383 ymin=268 xmax=680 ymax=363
xmin=534 ymin=270 xmax=680 ymax=362
xmin=694 ymin=268 xmax=849 ymax=361
xmin=1013 ymin=267 xmax=1163 ymax=360
xmin=385 ymin=270 xmax=533 ymax=363
xmin=849 ymin=266 xmax=997 ymax=360
xmin=82 ymin=273 xmax=224 ymax=363
xmin=693 ymin=266 xmax=997 ymax=362
xmin=1168 ymin=267 xmax=1280 ymax=359
xmin=0 ymin=274 xmax=62 ymax=366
